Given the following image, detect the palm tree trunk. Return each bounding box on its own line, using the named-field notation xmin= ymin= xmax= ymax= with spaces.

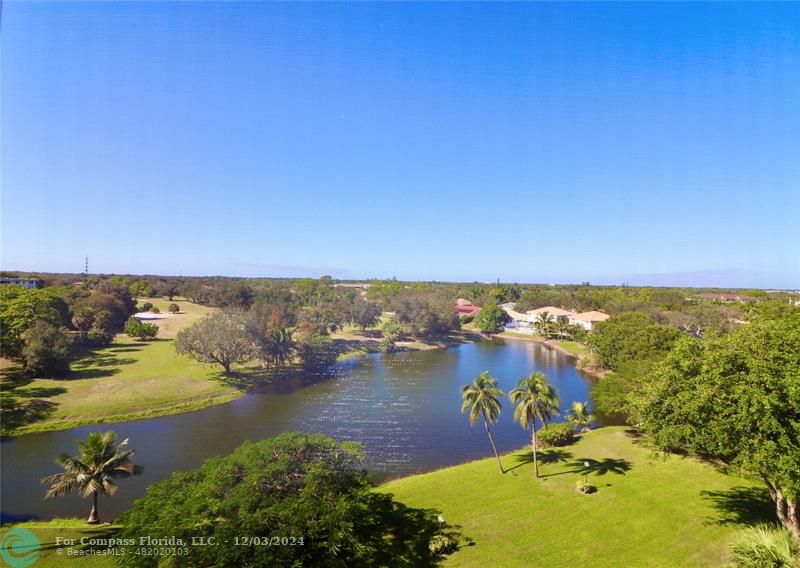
xmin=532 ymin=421 xmax=539 ymax=478
xmin=482 ymin=412 xmax=504 ymax=474
xmin=87 ymin=491 xmax=99 ymax=524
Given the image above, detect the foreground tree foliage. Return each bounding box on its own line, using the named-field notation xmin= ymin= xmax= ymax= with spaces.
xmin=42 ymin=431 xmax=142 ymax=524
xmin=175 ymin=312 xmax=253 ymax=374
xmin=117 ymin=433 xmax=452 ymax=567
xmin=629 ymin=312 xmax=800 ymax=537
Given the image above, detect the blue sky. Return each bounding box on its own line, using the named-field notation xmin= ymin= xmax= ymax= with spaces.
xmin=2 ymin=2 xmax=799 ymax=288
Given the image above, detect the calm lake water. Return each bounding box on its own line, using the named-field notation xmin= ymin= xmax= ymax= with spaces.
xmin=1 ymin=338 xmax=599 ymax=522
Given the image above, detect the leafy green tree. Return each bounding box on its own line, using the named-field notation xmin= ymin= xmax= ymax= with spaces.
xmin=508 ymin=372 xmax=560 ymax=478
xmin=71 ymin=306 xmax=96 ymax=332
xmin=566 ymin=401 xmax=595 ymax=432
xmin=128 ymin=280 xmax=155 ymax=299
xmin=42 ymin=431 xmax=142 ymax=524
xmin=116 ymin=433 xmax=452 ymax=567
xmin=629 ymin=312 xmax=800 ymax=537
xmin=124 ymin=317 xmax=159 ymax=341
xmin=0 ymin=287 xmax=70 ymax=357
xmin=590 ymin=312 xmax=680 ymax=370
xmin=22 ymin=321 xmax=74 ymax=377
xmin=473 ymin=303 xmax=509 ymax=334
xmin=168 ymin=303 xmax=180 ymax=314
xmin=461 ymin=372 xmax=505 ymax=474
xmin=350 ymin=300 xmax=382 ymax=331
xmin=175 ymin=312 xmax=253 ymax=374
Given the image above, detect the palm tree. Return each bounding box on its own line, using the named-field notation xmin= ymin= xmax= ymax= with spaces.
xmin=534 ymin=312 xmax=554 ymax=338
xmin=509 ymin=372 xmax=560 ymax=478
xmin=567 ymin=401 xmax=595 ymax=432
xmin=265 ymin=326 xmax=296 ymax=369
xmin=42 ymin=431 xmax=142 ymax=524
xmin=553 ymin=318 xmax=570 ymax=340
xmin=461 ymin=371 xmax=505 ymax=473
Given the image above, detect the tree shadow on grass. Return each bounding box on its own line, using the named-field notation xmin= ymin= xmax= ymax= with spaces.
xmin=1 ymin=367 xmax=65 ymax=435
xmin=700 ymin=486 xmax=777 ymax=526
xmin=540 ymin=457 xmax=633 ymax=478
xmin=507 ymin=449 xmax=573 ymax=473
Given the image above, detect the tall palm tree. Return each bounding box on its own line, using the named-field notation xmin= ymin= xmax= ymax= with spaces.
xmin=42 ymin=431 xmax=142 ymax=524
xmin=534 ymin=312 xmax=554 ymax=338
xmin=567 ymin=401 xmax=595 ymax=432
xmin=509 ymin=372 xmax=560 ymax=478
xmin=266 ymin=326 xmax=296 ymax=369
xmin=461 ymin=371 xmax=505 ymax=473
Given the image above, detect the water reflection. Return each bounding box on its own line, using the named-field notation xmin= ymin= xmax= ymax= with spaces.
xmin=1 ymin=338 xmax=597 ymax=521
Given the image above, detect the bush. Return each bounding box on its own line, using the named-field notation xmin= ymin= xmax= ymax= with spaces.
xmin=151 ymin=306 xmax=160 ymax=314
xmin=21 ymin=321 xmax=74 ymax=377
xmin=731 ymin=524 xmax=799 ymax=567
xmin=537 ymin=423 xmax=576 ymax=448
xmin=459 ymin=315 xmax=474 ymax=324
xmin=117 ymin=433 xmax=452 ymax=567
xmin=428 ymin=533 xmax=460 ymax=556
xmin=140 ymin=302 xmax=153 ymax=312
xmin=124 ymin=317 xmax=159 ymax=341
xmin=575 ymin=478 xmax=597 ymax=495
xmin=86 ymin=327 xmax=114 ymax=347
xmin=168 ymin=303 xmax=180 ymax=314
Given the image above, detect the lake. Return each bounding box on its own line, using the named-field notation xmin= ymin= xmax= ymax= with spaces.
xmin=1 ymin=338 xmax=599 ymax=522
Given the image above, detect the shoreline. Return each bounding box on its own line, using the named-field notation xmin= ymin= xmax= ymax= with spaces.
xmin=494 ymin=331 xmax=607 ymax=379
xmin=6 ymin=328 xmax=487 ymax=437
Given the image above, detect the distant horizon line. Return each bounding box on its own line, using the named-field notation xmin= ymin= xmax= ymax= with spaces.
xmin=2 ymin=268 xmax=798 ymax=292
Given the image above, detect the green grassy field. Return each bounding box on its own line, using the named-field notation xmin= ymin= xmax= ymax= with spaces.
xmin=2 ymin=299 xmax=248 ymax=435
xmin=381 ymin=427 xmax=773 ymax=567
xmin=0 ymin=520 xmax=121 ymax=568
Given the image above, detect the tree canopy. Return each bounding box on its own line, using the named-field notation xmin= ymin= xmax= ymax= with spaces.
xmin=117 ymin=433 xmax=452 ymax=567
xmin=629 ymin=311 xmax=800 ymax=536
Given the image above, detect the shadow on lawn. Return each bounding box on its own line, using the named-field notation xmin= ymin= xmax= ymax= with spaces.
xmin=1 ymin=366 xmax=65 ymax=435
xmin=507 ymin=449 xmax=573 ymax=472
xmin=701 ymin=486 xmax=777 ymax=526
xmin=538 ymin=456 xmax=633 ymax=478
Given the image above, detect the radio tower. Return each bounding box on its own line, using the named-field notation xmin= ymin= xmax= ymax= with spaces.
xmin=84 ymin=256 xmax=89 ymax=277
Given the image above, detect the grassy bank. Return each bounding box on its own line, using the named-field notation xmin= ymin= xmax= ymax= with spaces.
xmin=2 ymin=300 xmax=247 ymax=435
xmin=0 ymin=519 xmax=121 ymax=568
xmin=381 ymin=427 xmax=772 ymax=567
xmin=332 ymin=323 xmax=483 ymax=362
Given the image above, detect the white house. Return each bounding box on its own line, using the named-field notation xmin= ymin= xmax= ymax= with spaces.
xmin=501 ymin=304 xmax=577 ymax=334
xmin=567 ymin=310 xmax=610 ymax=331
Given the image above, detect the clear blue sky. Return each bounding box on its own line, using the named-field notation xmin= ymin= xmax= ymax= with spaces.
xmin=2 ymin=2 xmax=799 ymax=288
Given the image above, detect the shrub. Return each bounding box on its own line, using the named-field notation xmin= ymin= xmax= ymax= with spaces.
xmin=140 ymin=302 xmax=154 ymax=312
xmin=21 ymin=321 xmax=74 ymax=377
xmin=124 ymin=317 xmax=159 ymax=341
xmin=731 ymin=524 xmax=799 ymax=567
xmin=168 ymin=303 xmax=180 ymax=314
xmin=537 ymin=422 xmax=576 ymax=448
xmin=575 ymin=478 xmax=597 ymax=495
xmin=151 ymin=306 xmax=160 ymax=314
xmin=87 ymin=327 xmax=114 ymax=347
xmin=428 ymin=533 xmax=460 ymax=556
xmin=459 ymin=315 xmax=474 ymax=324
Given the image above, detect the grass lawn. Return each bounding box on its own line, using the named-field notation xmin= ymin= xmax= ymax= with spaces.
xmin=2 ymin=300 xmax=250 ymax=435
xmin=381 ymin=427 xmax=774 ymax=567
xmin=0 ymin=520 xmax=121 ymax=568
